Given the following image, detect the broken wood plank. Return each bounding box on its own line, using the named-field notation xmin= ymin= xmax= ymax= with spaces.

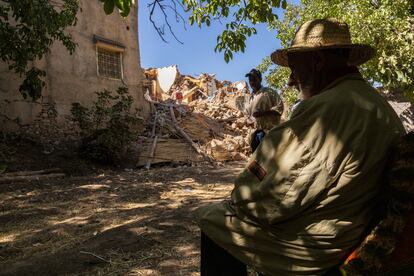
xmin=144 ymin=90 xmax=177 ymax=108
xmin=218 ymin=117 xmax=237 ymax=123
xmin=0 ymin=173 xmax=66 ymax=184
xmin=137 ymin=138 xmax=202 ymax=166
xmin=1 ymin=168 xmax=62 ymax=177
xmin=145 ymin=135 xmax=159 ymax=170
xmin=169 ymin=106 xmax=212 ymax=163
xmin=150 ymin=111 xmax=158 ymax=138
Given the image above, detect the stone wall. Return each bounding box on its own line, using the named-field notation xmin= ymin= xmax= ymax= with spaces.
xmin=16 ymin=100 xmax=81 ymax=153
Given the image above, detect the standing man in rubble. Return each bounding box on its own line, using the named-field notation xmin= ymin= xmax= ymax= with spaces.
xmin=244 ymin=68 xmax=284 ymax=152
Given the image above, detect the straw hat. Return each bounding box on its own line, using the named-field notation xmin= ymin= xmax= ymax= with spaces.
xmin=271 ymin=18 xmax=375 ymax=67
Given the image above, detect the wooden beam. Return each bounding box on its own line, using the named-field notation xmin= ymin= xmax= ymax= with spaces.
xmin=169 ymin=106 xmax=212 ymax=163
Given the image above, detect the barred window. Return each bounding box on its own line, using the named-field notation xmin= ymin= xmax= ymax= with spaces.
xmin=97 ymin=47 xmax=123 ymax=80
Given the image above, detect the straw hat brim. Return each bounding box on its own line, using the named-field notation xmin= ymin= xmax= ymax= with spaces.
xmin=271 ymin=44 xmax=375 ymax=67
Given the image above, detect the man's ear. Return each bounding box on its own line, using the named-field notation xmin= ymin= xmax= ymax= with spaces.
xmin=315 ymin=51 xmax=326 ymax=71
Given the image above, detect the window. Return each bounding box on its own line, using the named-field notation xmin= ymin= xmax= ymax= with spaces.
xmin=93 ymin=35 xmax=125 ymax=80
xmin=97 ymin=47 xmax=122 ymax=79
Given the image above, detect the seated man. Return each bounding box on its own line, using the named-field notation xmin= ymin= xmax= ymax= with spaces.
xmin=197 ymin=18 xmax=406 ymax=275
xmin=244 ymin=68 xmax=284 ymax=152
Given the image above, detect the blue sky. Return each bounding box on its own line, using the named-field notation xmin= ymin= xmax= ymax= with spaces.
xmin=138 ymin=4 xmax=288 ymax=82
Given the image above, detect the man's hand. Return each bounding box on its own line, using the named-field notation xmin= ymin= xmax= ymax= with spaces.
xmin=245 ymin=117 xmax=254 ymax=126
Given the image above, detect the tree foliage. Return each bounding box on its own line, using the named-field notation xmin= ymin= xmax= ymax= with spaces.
xmin=102 ymin=0 xmax=288 ymax=63
xmin=5 ymin=0 xmax=411 ymax=103
xmin=262 ymin=0 xmax=414 ymax=100
xmin=0 ymin=0 xmax=79 ymax=101
xmin=99 ymin=0 xmax=132 ymax=17
xmin=71 ymin=87 xmax=141 ymax=164
xmin=183 ymin=0 xmax=287 ymax=63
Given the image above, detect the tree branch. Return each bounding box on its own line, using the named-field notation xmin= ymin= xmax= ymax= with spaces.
xmin=147 ymin=0 xmax=185 ymax=44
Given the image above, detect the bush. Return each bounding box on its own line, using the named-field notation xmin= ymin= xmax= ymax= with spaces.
xmin=70 ymin=87 xmax=141 ymax=164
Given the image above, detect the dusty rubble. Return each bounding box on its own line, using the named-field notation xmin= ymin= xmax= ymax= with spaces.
xmin=138 ymin=66 xmax=252 ymax=167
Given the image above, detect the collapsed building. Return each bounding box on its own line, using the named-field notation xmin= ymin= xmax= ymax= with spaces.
xmin=138 ymin=66 xmax=414 ymax=168
xmin=138 ymin=65 xmax=252 ymax=167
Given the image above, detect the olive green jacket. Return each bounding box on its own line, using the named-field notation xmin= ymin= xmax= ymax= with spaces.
xmin=197 ymin=74 xmax=405 ymax=275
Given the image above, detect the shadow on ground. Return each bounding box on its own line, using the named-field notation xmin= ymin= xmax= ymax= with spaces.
xmin=0 ymin=162 xmax=243 ymax=275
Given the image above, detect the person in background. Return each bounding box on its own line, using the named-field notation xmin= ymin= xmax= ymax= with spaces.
xmin=244 ymin=68 xmax=284 ymax=152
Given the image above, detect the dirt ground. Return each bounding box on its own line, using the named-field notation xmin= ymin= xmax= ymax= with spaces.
xmin=0 ymin=138 xmax=245 ymax=275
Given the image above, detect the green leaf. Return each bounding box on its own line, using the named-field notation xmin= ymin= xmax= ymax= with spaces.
xmin=104 ymin=0 xmax=115 ymax=15
xmin=120 ymin=2 xmax=130 ymax=17
xmin=115 ymin=0 xmax=123 ymax=10
xmin=228 ymin=51 xmax=233 ymax=60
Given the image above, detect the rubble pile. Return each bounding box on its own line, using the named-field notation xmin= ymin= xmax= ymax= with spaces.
xmin=138 ymin=66 xmax=252 ymax=167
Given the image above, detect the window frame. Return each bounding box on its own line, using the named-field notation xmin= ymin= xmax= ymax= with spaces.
xmin=95 ymin=40 xmax=125 ymax=81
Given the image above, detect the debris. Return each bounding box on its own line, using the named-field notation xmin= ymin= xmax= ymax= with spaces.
xmin=169 ymin=105 xmax=212 ymax=162
xmin=137 ymin=138 xmax=203 ymax=167
xmin=156 ymin=66 xmax=179 ymax=94
xmin=80 ymin=251 xmax=110 ymax=263
xmin=139 ymin=66 xmax=252 ymax=167
xmin=145 ymin=65 xmax=179 ymax=101
xmin=145 ymin=135 xmax=159 ymax=170
xmin=0 ymin=168 xmax=65 ymax=184
xmin=1 ymin=168 xmax=62 ymax=177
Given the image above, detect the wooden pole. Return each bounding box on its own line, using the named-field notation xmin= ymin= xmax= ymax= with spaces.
xmin=0 ymin=173 xmax=66 ymax=184
xmin=169 ymin=106 xmax=212 ymax=162
xmin=144 ymin=111 xmax=159 ymax=169
xmin=145 ymin=135 xmax=159 ymax=170
xmin=1 ymin=168 xmax=61 ymax=177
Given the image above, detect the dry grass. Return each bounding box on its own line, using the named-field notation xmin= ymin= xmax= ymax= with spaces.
xmin=0 ymin=163 xmax=243 ymax=275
